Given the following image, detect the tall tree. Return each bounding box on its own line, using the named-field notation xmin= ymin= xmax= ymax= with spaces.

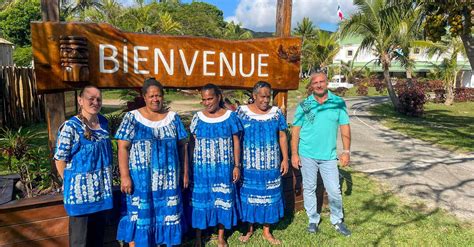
xmin=0 ymin=0 xmax=41 ymax=46
xmin=419 ymin=0 xmax=473 ymax=71
xmin=340 ymin=0 xmax=416 ymax=110
xmin=61 ymin=0 xmax=103 ymax=17
xmin=222 ymin=21 xmax=252 ymax=40
xmin=79 ymin=0 xmax=122 ymax=26
xmin=302 ymin=29 xmax=339 ymax=73
xmin=293 ymin=17 xmax=316 ymax=40
xmin=293 ymin=17 xmax=316 ymax=77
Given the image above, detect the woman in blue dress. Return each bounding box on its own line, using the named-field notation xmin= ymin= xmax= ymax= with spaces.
xmin=54 ymin=85 xmax=113 ymax=247
xmin=237 ymin=81 xmax=289 ymax=245
xmin=115 ymin=78 xmax=188 ymax=247
xmin=190 ymin=84 xmax=241 ymax=247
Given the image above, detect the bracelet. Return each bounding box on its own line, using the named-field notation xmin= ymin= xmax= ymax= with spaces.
xmin=342 ymin=150 xmax=350 ymax=155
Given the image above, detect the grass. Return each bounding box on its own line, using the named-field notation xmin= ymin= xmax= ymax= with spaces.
xmin=191 ymin=171 xmax=474 ymax=246
xmin=344 ymin=86 xmax=388 ymax=97
xmin=370 ymin=102 xmax=474 ymax=153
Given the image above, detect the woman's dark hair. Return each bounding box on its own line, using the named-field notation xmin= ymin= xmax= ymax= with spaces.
xmin=79 ymin=85 xmax=100 ymax=97
xmin=252 ymin=81 xmax=272 ymax=95
xmin=201 ymin=83 xmax=225 ymax=108
xmin=142 ymin=77 xmax=164 ymax=96
xmin=249 ymin=81 xmax=272 ymax=103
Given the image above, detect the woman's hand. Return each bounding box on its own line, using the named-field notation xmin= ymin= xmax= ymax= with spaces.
xmin=280 ymin=159 xmax=289 ymax=176
xmin=120 ymin=175 xmax=133 ymax=194
xmin=183 ymin=172 xmax=189 ymax=189
xmin=232 ymin=167 xmax=241 ymax=183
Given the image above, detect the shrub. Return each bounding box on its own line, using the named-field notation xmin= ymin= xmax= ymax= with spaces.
xmin=373 ymin=79 xmax=386 ymax=94
xmin=0 ymin=127 xmax=51 ymax=198
xmin=331 ymin=87 xmax=348 ymax=97
xmin=397 ymin=85 xmax=426 ymax=117
xmin=356 ymin=84 xmax=368 ymax=96
xmin=427 ymin=80 xmax=445 ymax=91
xmin=454 ymin=88 xmax=474 ymax=102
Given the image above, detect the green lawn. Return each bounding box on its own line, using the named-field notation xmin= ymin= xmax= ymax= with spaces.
xmin=371 ymin=102 xmax=474 ymax=153
xmin=344 ymin=86 xmax=388 ymax=97
xmin=192 ymin=171 xmax=473 ymax=246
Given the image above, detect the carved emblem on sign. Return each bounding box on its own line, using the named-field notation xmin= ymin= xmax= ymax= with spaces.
xmin=60 ymin=36 xmax=89 ymax=82
xmin=278 ymin=45 xmax=301 ymax=63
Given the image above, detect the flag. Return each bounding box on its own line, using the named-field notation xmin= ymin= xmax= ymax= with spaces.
xmin=337 ymin=5 xmax=344 ymax=20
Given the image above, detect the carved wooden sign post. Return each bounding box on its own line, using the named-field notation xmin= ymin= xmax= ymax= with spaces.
xmin=31 ymin=22 xmax=301 ymax=93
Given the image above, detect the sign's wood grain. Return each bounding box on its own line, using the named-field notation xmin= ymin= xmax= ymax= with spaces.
xmin=31 ymin=22 xmax=301 ymax=93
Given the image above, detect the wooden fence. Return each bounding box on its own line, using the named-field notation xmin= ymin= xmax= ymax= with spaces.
xmin=0 ymin=66 xmax=44 ymax=128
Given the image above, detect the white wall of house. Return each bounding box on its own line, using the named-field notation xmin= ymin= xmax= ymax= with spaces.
xmin=334 ymin=41 xmax=473 ymax=88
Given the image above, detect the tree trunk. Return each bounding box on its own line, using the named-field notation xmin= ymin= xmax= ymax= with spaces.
xmin=445 ymin=74 xmax=456 ymax=105
xmin=461 ymin=34 xmax=474 ymax=70
xmin=382 ymin=59 xmax=400 ymax=110
xmin=406 ymin=67 xmax=413 ymax=87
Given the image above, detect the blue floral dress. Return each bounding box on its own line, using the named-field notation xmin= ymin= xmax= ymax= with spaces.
xmin=54 ymin=114 xmax=113 ymax=216
xmin=115 ymin=110 xmax=187 ymax=247
xmin=236 ymin=105 xmax=287 ymax=224
xmin=189 ymin=110 xmax=242 ymax=230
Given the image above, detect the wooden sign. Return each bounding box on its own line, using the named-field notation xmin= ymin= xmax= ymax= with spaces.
xmin=31 ymin=22 xmax=301 ymax=93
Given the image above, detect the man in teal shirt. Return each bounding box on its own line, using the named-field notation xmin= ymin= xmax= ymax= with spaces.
xmin=291 ymin=72 xmax=351 ymax=236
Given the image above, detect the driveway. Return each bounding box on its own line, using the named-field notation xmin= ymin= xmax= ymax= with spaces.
xmin=340 ymin=97 xmax=474 ymax=221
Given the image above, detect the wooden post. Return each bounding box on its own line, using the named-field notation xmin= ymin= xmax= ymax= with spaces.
xmin=41 ymin=0 xmax=65 ymax=181
xmin=274 ymin=0 xmax=292 ymax=115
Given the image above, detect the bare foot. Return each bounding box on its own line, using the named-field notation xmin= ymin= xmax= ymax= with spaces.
xmin=217 ymin=238 xmax=228 ymax=247
xmin=263 ymin=233 xmax=281 ymax=245
xmin=238 ymin=231 xmax=253 ymax=243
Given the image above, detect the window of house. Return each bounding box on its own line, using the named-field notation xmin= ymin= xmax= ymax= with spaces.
xmin=414 ymin=48 xmax=420 ymax=54
xmin=347 ymin=50 xmax=353 ymax=57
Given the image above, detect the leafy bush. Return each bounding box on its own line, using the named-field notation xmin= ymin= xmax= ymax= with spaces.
xmin=0 ymin=127 xmax=51 ymax=198
xmin=372 ymin=79 xmax=386 ymax=94
xmin=13 ymin=46 xmax=33 ymax=67
xmin=397 ymin=85 xmax=426 ymax=117
xmin=356 ymin=83 xmax=368 ymax=96
xmin=330 ymin=87 xmax=348 ymax=97
xmin=454 ymin=88 xmax=474 ymax=102
xmin=427 ymin=80 xmax=445 ymax=91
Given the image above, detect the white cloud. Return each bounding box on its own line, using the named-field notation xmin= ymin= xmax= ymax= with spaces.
xmin=226 ymin=0 xmax=357 ymax=32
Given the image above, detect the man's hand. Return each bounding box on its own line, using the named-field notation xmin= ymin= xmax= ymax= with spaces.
xmin=291 ymin=154 xmax=301 ymax=170
xmin=280 ymin=159 xmax=289 ymax=175
xmin=339 ymin=152 xmax=350 ymax=167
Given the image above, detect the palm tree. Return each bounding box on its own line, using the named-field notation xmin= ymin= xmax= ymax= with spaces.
xmin=0 ymin=0 xmax=14 ymax=11
xmin=293 ymin=17 xmax=316 ymax=40
xmin=61 ymin=0 xmax=103 ymax=18
xmin=418 ymin=36 xmax=467 ymax=105
xmin=153 ymin=12 xmax=182 ymax=34
xmin=303 ymin=29 xmax=340 ymax=73
xmin=293 ymin=17 xmax=316 ymax=77
xmin=79 ymin=0 xmax=122 ymax=25
xmin=340 ymin=0 xmax=417 ymax=110
xmin=222 ymin=21 xmax=252 ymax=40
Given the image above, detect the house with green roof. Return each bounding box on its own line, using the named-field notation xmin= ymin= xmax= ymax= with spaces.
xmin=333 ymin=36 xmax=473 ymax=88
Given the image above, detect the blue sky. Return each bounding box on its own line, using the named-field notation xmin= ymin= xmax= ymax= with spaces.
xmin=121 ymin=0 xmax=357 ymax=32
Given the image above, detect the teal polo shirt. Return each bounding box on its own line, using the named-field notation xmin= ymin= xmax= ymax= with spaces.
xmin=292 ymin=91 xmax=350 ymax=160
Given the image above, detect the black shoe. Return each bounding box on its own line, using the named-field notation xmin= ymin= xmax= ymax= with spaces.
xmin=307 ymin=223 xmax=318 ymax=233
xmin=334 ymin=222 xmax=351 ymax=237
